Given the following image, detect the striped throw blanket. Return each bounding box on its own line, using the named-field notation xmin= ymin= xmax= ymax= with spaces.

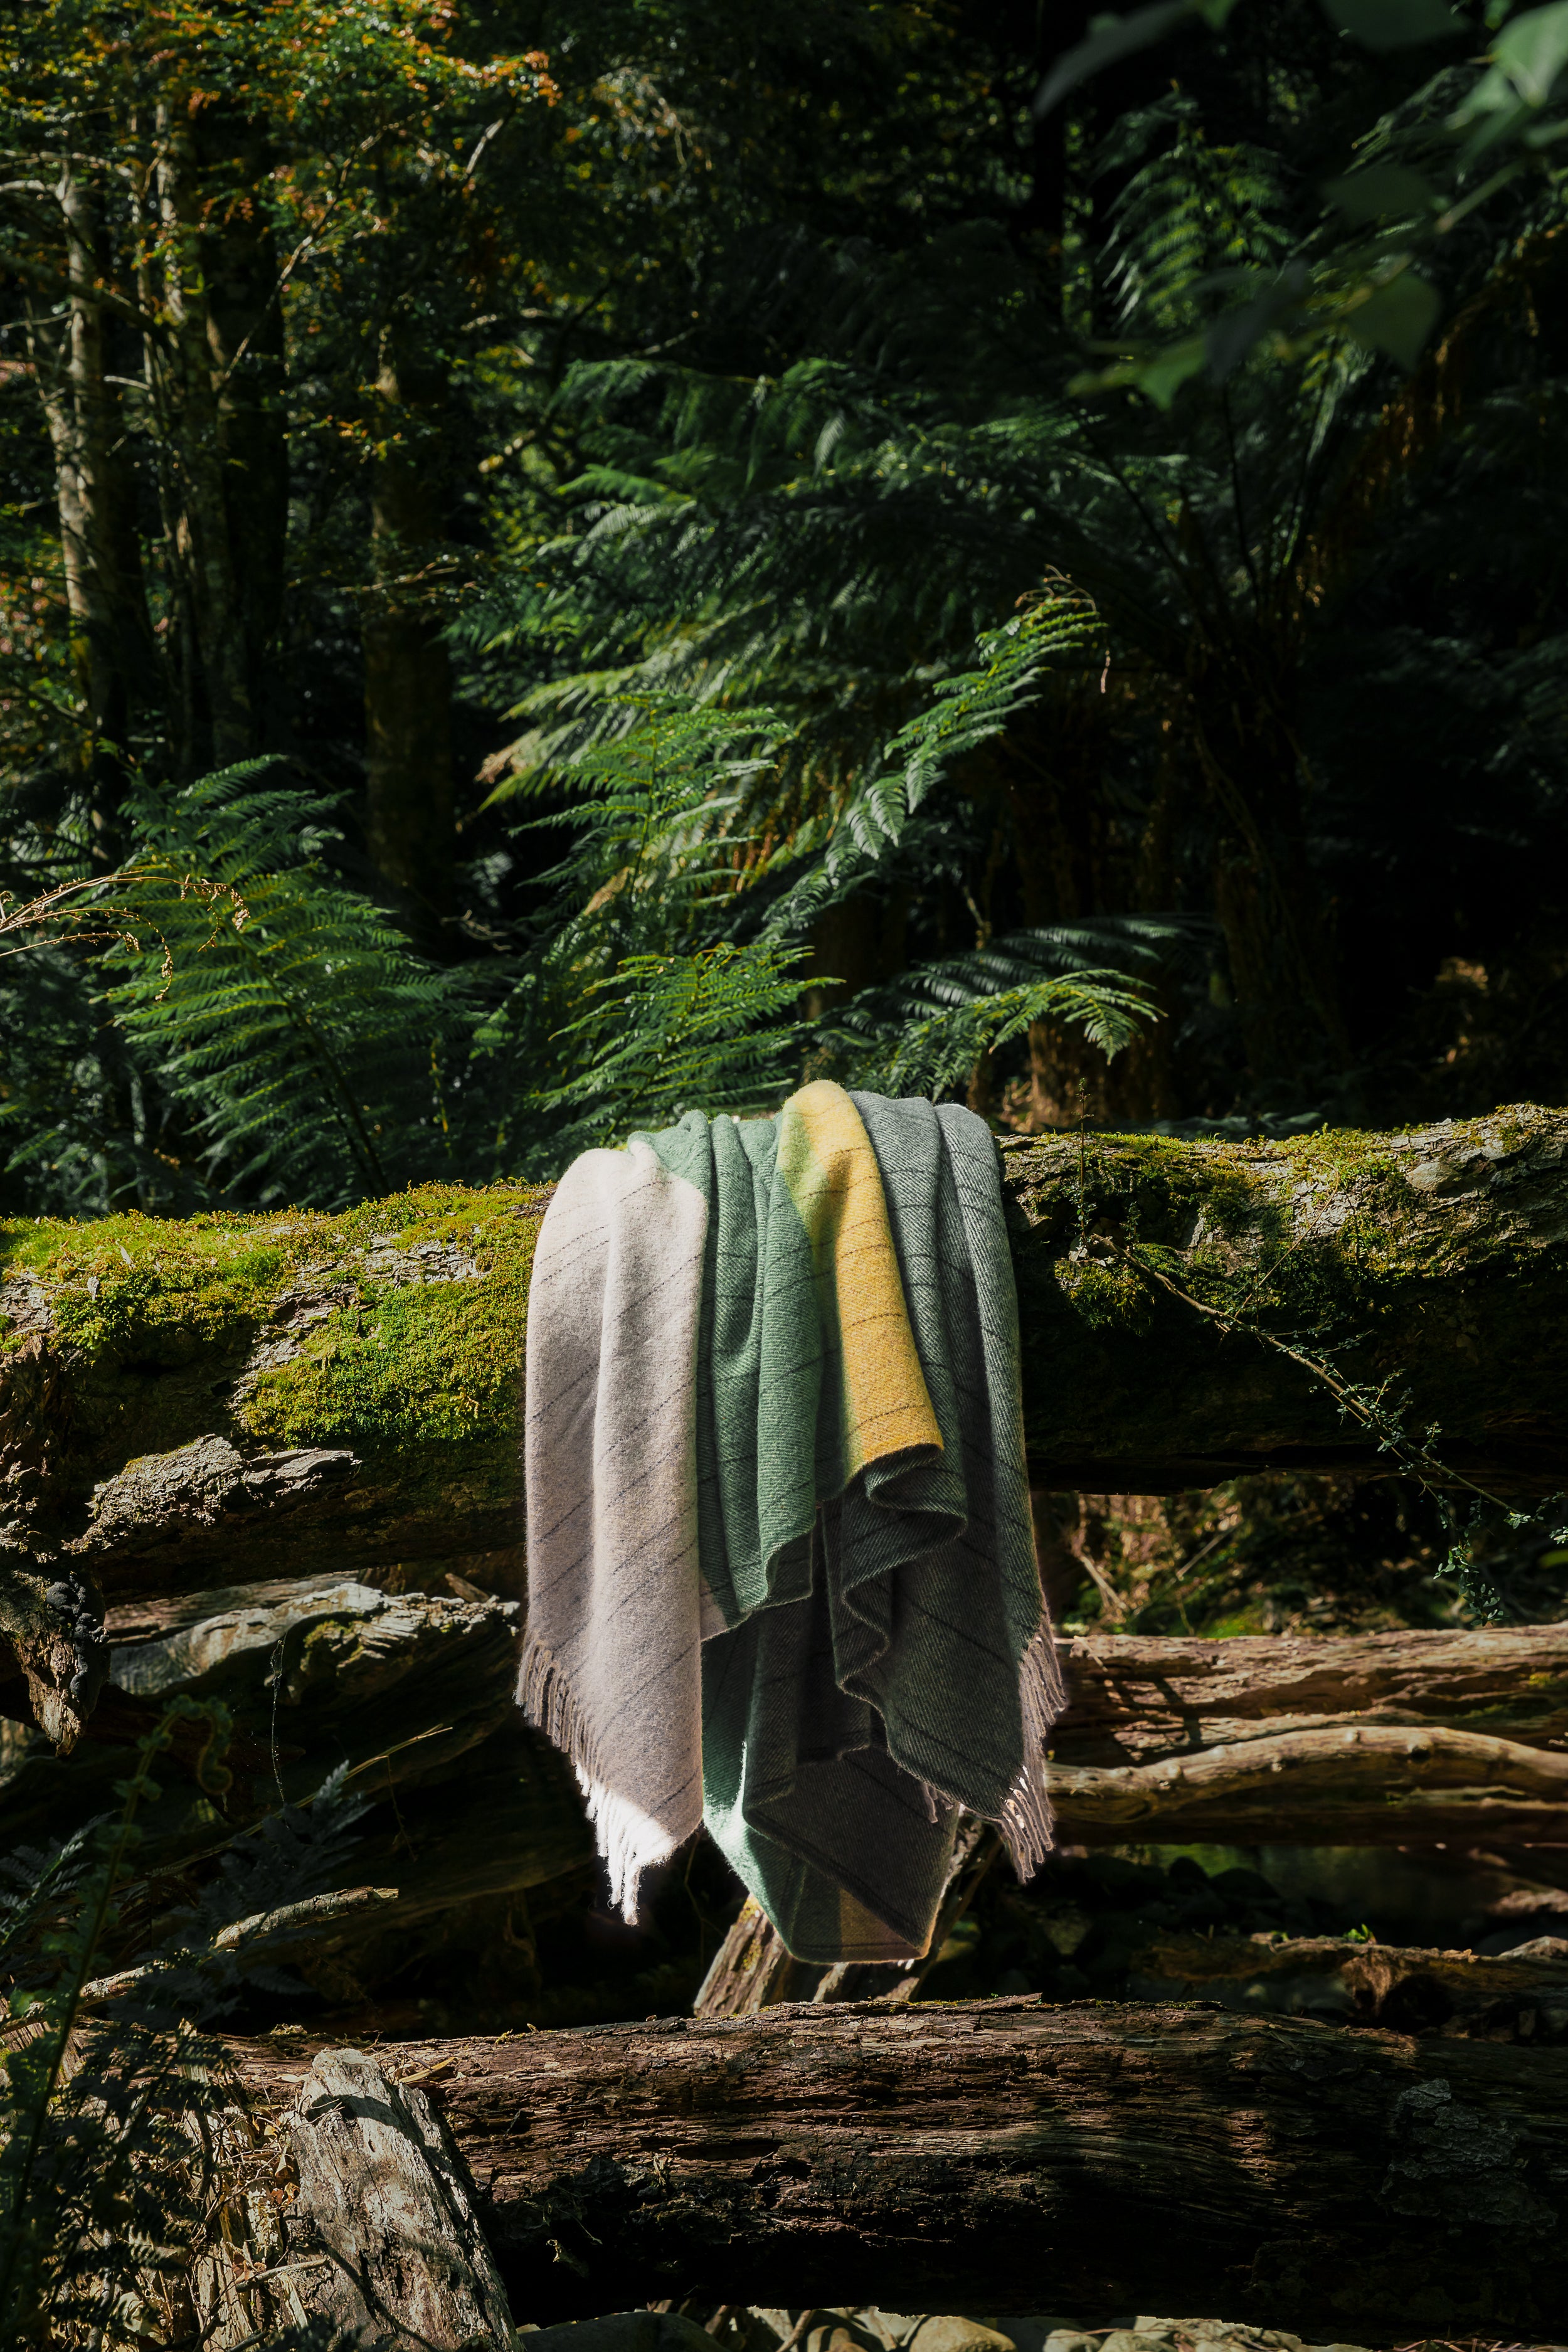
xmin=520 ymin=1079 xmax=1059 ymax=1963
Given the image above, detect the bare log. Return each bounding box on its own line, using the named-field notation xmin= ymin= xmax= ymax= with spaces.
xmin=13 ymin=1584 xmax=1568 ymax=1986
xmin=0 ymin=1578 xmax=590 ymax=1984
xmin=1125 ymin=1929 xmax=1568 ymax=2037
xmin=1054 ymin=1720 xmax=1568 ymax=1845
xmin=1052 ymin=1624 xmax=1568 ymax=1763
xmin=0 ymin=1109 xmax=1564 ymax=1656
xmin=225 ymin=2000 xmax=1568 ymax=2342
xmin=1048 ymin=1623 xmax=1568 ymax=1845
xmin=77 ymin=1886 xmax=402 ymax=2009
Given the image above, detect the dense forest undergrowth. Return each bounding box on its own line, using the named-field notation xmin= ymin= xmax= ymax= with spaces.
xmin=4 ymin=0 xmax=1568 ymax=1210
xmin=7 ymin=0 xmax=1568 ymax=2342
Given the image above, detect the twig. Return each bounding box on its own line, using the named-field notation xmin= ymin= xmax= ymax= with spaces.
xmin=773 ymin=2312 xmax=821 ymax=2352
xmin=1116 ymin=1239 xmax=1515 ymax=1517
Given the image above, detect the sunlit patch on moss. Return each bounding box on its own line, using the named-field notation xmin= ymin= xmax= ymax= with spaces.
xmin=0 ymin=1183 xmax=551 ymax=1488
xmin=1055 ymin=1255 xmax=1154 ymax=1333
xmin=236 ymin=1187 xmax=545 ymax=1452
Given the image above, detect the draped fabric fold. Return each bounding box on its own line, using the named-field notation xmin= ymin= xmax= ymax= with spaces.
xmin=520 ymin=1079 xmax=1061 ymax=1962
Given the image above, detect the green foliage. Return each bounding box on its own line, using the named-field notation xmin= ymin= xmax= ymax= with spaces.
xmin=1101 ymin=103 xmax=1289 ymax=336
xmin=835 ymin=936 xmax=1158 ymax=1101
xmin=1067 ymin=0 xmax=1568 ymax=401
xmin=77 ymin=640 xmax=1164 ymax=1195
xmin=1 ymin=0 xmax=1566 ymax=1192
xmin=107 ymin=768 xmax=467 ymax=1207
xmin=0 ymin=1697 xmax=373 ymax=2346
xmin=543 ymin=942 xmax=818 ymax=1136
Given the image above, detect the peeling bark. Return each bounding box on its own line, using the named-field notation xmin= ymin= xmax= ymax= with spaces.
xmin=285 ymin=2046 xmax=515 ymax=2349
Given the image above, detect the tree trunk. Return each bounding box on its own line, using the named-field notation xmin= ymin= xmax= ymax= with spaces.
xmin=24 ymin=162 xmax=154 ymax=842
xmin=223 ymin=2002 xmax=1568 ymax=2341
xmin=1190 ymin=641 xmax=1349 ymax=1089
xmin=195 ymin=105 xmax=289 ymax=750
xmin=285 ymin=2046 xmax=515 ymax=2349
xmin=363 ymin=331 xmax=455 ymax=943
xmin=144 ymin=2045 xmax=516 ymax=2349
xmin=141 ymin=103 xmax=286 ymax=774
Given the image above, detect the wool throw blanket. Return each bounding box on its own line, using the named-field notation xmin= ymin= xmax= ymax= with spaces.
xmin=520 ymin=1079 xmax=1060 ymax=1961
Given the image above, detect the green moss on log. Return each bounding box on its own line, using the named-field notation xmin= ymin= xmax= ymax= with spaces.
xmin=1 ymin=1111 xmax=1564 ymax=1603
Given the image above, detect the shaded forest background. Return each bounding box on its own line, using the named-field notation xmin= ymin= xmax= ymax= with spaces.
xmin=4 ymin=0 xmax=1568 ymax=1219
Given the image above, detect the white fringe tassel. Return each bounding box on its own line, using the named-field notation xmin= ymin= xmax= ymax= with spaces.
xmin=517 ymin=1633 xmax=675 ymax=1922
xmin=997 ymin=1616 xmax=1067 ymax=1881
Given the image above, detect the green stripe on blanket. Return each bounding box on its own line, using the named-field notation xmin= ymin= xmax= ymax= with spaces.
xmin=521 ymin=1080 xmax=1059 ymax=1963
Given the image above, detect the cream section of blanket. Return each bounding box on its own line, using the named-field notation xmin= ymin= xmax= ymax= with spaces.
xmin=517 ymin=1138 xmax=708 ymax=1917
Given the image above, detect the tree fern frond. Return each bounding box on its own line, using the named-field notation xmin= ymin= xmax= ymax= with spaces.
xmin=1103 ymin=112 xmax=1290 ymax=335
xmin=837 ymin=967 xmax=1158 ymax=1101
xmin=105 ymin=767 xmax=468 ymax=1207
xmin=538 ymin=940 xmax=815 ymax=1146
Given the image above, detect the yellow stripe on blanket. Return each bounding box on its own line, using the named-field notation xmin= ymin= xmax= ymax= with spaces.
xmin=775 ymin=1079 xmax=941 ymax=1478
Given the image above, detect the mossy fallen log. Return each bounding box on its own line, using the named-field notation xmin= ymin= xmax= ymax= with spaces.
xmin=224 ymin=2000 xmax=1568 ymax=2342
xmin=2 ymin=1107 xmax=1565 ymax=1745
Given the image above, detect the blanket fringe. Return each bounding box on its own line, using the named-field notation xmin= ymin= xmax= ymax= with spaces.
xmin=997 ymin=1615 xmax=1066 ymax=1881
xmin=516 ymin=1632 xmax=676 ymax=1920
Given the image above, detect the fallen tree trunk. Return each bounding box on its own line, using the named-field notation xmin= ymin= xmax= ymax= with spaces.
xmin=1053 ymin=1624 xmax=1568 ymax=1762
xmin=1124 ymin=1928 xmax=1568 ymax=2035
xmin=1050 ymin=1621 xmax=1568 ymax=1845
xmin=225 ymin=2000 xmax=1568 ymax=2342
xmin=3 ymin=1108 xmax=1566 ymax=1742
xmin=7 ymin=1576 xmax=1565 ymax=2025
